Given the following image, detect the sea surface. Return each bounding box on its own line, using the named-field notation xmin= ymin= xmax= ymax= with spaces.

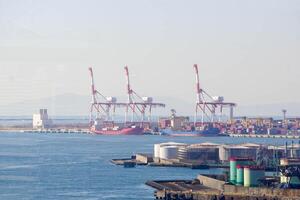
xmin=0 ymin=132 xmax=297 ymax=200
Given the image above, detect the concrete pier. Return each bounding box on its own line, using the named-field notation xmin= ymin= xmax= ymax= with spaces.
xmin=146 ymin=175 xmax=300 ymax=200
xmin=20 ymin=129 xmax=90 ymax=134
xmin=229 ymin=134 xmax=300 ymax=139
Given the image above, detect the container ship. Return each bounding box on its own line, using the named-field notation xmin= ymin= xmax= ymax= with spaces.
xmin=160 ymin=126 xmax=220 ymax=137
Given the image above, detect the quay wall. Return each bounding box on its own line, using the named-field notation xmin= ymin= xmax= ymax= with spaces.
xmin=197 ymin=175 xmax=225 ymax=191
xmin=224 ymin=184 xmax=300 ymax=198
xmin=156 ymin=190 xmax=300 ymax=200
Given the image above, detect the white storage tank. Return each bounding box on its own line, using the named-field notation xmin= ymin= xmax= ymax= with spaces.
xmin=160 ymin=146 xmax=179 ymax=160
xmin=154 ymin=142 xmax=187 ymax=159
xmin=154 ymin=144 xmax=161 ymax=158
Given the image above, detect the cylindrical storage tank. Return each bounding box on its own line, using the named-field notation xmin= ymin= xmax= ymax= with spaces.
xmin=244 ymin=166 xmax=265 ymax=187
xmin=230 ymin=158 xmax=237 ymax=184
xmin=244 ymin=166 xmax=251 ymax=187
xmin=159 ymin=142 xmax=186 ymax=147
xmin=236 ymin=165 xmax=244 ymax=186
xmin=249 ymin=167 xmax=265 ymax=187
xmin=159 ymin=146 xmax=178 ymax=160
xmin=154 ymin=144 xmax=161 ymax=158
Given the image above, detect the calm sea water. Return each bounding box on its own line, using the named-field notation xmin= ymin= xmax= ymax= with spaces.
xmin=0 ymin=133 xmax=296 ymax=200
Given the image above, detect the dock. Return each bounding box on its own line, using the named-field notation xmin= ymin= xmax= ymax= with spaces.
xmin=229 ymin=134 xmax=300 ymax=139
xmin=112 ymin=153 xmax=282 ymax=171
xmin=111 ymin=154 xmax=151 ymax=166
xmin=149 ymin=162 xmax=211 ymax=169
xmin=146 ymin=175 xmax=300 ymax=200
xmin=20 ymin=129 xmax=91 ymax=134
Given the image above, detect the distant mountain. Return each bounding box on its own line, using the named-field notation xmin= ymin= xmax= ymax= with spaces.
xmin=0 ymin=94 xmax=192 ymax=117
xmin=0 ymin=94 xmax=91 ymax=116
xmin=0 ymin=93 xmax=299 ymax=117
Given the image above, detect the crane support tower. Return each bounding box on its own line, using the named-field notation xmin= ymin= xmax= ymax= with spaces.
xmin=124 ymin=66 xmax=165 ymax=125
xmin=193 ymin=64 xmax=236 ymax=125
xmin=88 ymin=67 xmax=126 ymax=125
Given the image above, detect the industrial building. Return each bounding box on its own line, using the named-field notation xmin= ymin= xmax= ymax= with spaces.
xmin=158 ymin=112 xmax=190 ymax=130
xmin=280 ymin=158 xmax=300 ymax=187
xmin=32 ymin=109 xmax=52 ymax=129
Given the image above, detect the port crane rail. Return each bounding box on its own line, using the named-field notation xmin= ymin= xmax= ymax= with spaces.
xmin=124 ymin=66 xmax=165 ymax=124
xmin=89 ymin=67 xmax=127 ymax=124
xmin=193 ymin=64 xmax=236 ymax=124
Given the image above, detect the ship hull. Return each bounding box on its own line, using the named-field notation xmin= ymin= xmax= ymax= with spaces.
xmin=91 ymin=127 xmax=144 ymax=135
xmin=160 ymin=128 xmax=221 ymax=137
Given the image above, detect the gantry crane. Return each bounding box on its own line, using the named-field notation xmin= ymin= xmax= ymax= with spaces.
xmin=193 ymin=64 xmax=236 ymax=125
xmin=124 ymin=66 xmax=165 ymax=125
xmin=88 ymin=67 xmax=126 ymax=126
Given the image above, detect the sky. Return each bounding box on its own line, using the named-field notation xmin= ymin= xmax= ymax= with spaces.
xmin=0 ymin=0 xmax=299 ymax=112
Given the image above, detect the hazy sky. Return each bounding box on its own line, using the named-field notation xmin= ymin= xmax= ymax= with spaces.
xmin=0 ymin=0 xmax=299 ymax=107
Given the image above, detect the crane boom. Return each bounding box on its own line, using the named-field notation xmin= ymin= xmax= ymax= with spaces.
xmin=89 ymin=67 xmax=97 ymax=104
xmin=194 ymin=64 xmax=202 ymax=104
xmin=124 ymin=66 xmax=133 ymax=103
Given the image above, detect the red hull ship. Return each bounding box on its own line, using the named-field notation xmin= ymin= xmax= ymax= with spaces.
xmin=90 ymin=126 xmax=144 ymax=135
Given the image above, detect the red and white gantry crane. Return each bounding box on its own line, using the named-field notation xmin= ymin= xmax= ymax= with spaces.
xmin=124 ymin=66 xmax=165 ymax=125
xmin=89 ymin=67 xmax=126 ymax=125
xmin=193 ymin=64 xmax=236 ymax=125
